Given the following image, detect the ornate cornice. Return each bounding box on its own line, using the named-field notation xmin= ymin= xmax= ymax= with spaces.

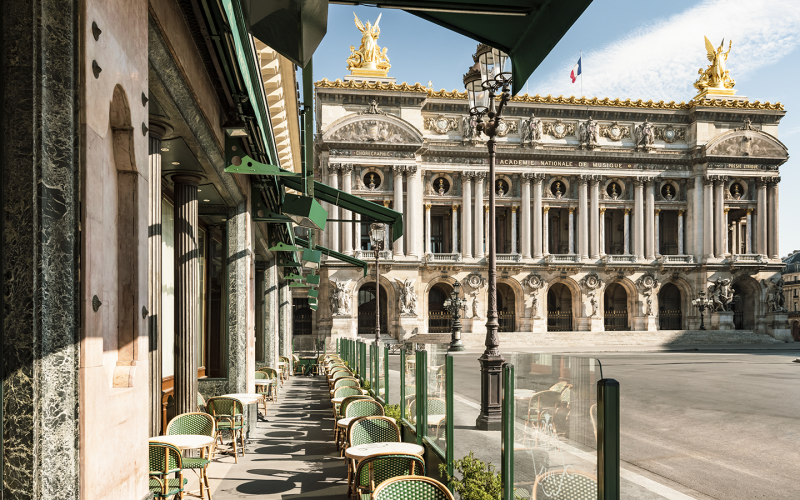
xmin=315 ymin=79 xmax=784 ymax=110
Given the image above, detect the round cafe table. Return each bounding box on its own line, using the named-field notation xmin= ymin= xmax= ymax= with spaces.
xmin=149 ymin=434 xmax=216 ymax=451
xmin=514 ymin=389 xmax=537 ymax=400
xmin=345 ymin=442 xmax=424 ymax=462
xmin=221 ymin=393 xmax=261 ymax=406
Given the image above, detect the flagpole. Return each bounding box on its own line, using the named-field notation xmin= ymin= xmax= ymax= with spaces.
xmin=580 ymin=50 xmax=583 ymax=98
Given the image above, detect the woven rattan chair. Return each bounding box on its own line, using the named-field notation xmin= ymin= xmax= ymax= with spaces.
xmin=523 ymin=390 xmax=563 ymax=445
xmin=408 ymin=397 xmax=446 ymax=433
xmin=279 ymin=356 xmax=291 ymax=382
xmin=334 ymin=395 xmax=374 ymax=440
xmin=197 ymin=392 xmax=207 ymax=413
xmin=149 ymin=442 xmax=187 ymax=499
xmin=254 ymin=371 xmax=277 ymax=412
xmin=353 ymin=454 xmax=425 ymax=500
xmin=257 ymin=368 xmax=280 ymax=402
xmin=331 ymin=377 xmax=360 ymax=395
xmin=206 ymin=397 xmax=245 ymax=463
xmin=532 ymin=469 xmax=597 ymax=499
xmin=346 ymin=416 xmax=402 ymax=491
xmin=339 ymin=399 xmax=385 ymax=453
xmin=165 ymin=412 xmax=215 ymax=499
xmin=373 ymin=475 xmax=454 ymax=500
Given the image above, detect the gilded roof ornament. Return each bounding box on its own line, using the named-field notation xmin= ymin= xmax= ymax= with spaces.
xmin=693 ymin=36 xmax=736 ymax=99
xmin=347 ymin=13 xmax=391 ymax=78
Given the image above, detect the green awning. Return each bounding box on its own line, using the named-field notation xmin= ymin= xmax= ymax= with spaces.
xmin=283 ymin=177 xmax=403 ymax=241
xmin=295 ymin=237 xmax=369 ymax=277
xmin=244 ymin=0 xmax=592 ymax=94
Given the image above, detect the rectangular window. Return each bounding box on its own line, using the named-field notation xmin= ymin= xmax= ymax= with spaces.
xmin=161 ymin=198 xmax=175 ymax=378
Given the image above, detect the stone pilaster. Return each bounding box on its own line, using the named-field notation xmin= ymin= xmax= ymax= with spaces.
xmin=511 ymin=206 xmax=518 ymax=254
xmin=634 ymin=179 xmax=644 ymax=259
xmin=703 ymin=177 xmax=715 ymax=261
xmin=393 ymin=165 xmax=405 ymax=256
xmin=2 ymin=0 xmax=81 ymax=495
xmin=452 ymin=205 xmax=459 ymax=253
xmin=542 ymin=207 xmax=550 ymax=255
xmin=533 ymin=175 xmax=545 ymax=258
xmin=279 ymin=280 xmax=292 ymax=356
xmin=521 ymin=174 xmax=532 ymax=258
xmin=599 ymin=208 xmax=606 ymax=256
xmin=756 ymin=179 xmax=767 ymax=256
xmin=341 ymin=164 xmax=354 ymax=255
xmin=461 ymin=173 xmax=473 ymax=259
xmin=654 ymin=209 xmax=661 ymax=256
xmin=589 ymin=178 xmax=600 ymax=259
xmin=568 ymin=208 xmax=575 ymax=254
xmin=474 ymin=172 xmax=485 ymax=258
xmin=713 ymin=178 xmax=725 ymax=259
xmin=768 ymin=178 xmax=780 ymax=259
xmin=328 ymin=165 xmax=340 ymax=253
xmin=148 ymin=132 xmax=163 ymax=437
xmin=645 ymin=180 xmax=655 ymax=260
xmin=746 ymin=209 xmax=753 ymax=253
xmin=624 ymin=209 xmax=631 ymax=255
xmin=425 ymin=203 xmax=432 ymax=253
xmin=678 ymin=210 xmax=685 ymax=255
xmin=577 ymin=177 xmax=588 ymax=259
xmin=263 ymin=257 xmax=279 ymax=369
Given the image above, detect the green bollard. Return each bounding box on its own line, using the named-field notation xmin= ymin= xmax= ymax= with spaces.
xmin=597 ymin=379 xmax=620 ymax=500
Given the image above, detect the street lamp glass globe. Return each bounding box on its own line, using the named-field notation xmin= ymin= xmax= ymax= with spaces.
xmin=476 ymin=44 xmax=494 ymax=84
xmin=464 ymin=74 xmax=488 ymax=114
xmin=369 ymin=223 xmax=385 ymax=248
xmin=491 ymin=47 xmax=511 ymax=84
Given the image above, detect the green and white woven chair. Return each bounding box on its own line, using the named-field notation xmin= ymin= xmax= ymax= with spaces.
xmin=373 ymin=475 xmax=454 ymax=500
xmin=165 ymin=412 xmax=216 ymax=500
xmin=197 ymin=392 xmax=207 ymax=413
xmin=334 ymin=395 xmax=374 ymax=440
xmin=346 ymin=416 xmax=401 ymax=490
xmin=149 ymin=442 xmax=187 ymax=499
xmin=523 ymin=390 xmax=563 ymax=445
xmin=255 ymin=370 xmax=277 ymax=412
xmin=331 ymin=377 xmax=360 ymax=395
xmin=206 ymin=397 xmax=245 ymax=463
xmin=353 ymin=453 xmax=425 ymax=500
xmin=339 ymin=399 xmax=384 ymax=453
xmin=532 ymin=469 xmax=597 ymax=500
xmin=257 ymin=367 xmax=280 ymax=402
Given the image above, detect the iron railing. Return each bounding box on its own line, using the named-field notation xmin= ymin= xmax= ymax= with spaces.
xmin=547 ymin=310 xmax=572 ymax=331
xmin=358 ymin=311 xmax=387 ymax=335
xmin=658 ymin=310 xmax=681 ymax=330
xmin=293 ymin=313 xmax=312 ymax=335
xmin=499 ymin=311 xmax=515 ymax=332
xmin=604 ymin=310 xmax=629 ymax=331
xmin=428 ymin=310 xmax=450 ymax=333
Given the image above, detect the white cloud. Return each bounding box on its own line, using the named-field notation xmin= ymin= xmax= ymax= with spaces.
xmin=529 ymin=0 xmax=800 ymax=101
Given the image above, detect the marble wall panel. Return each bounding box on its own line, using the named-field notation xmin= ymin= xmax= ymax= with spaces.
xmin=227 ymin=203 xmax=249 ymax=394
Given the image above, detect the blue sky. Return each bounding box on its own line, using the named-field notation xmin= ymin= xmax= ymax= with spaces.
xmin=303 ymin=0 xmax=800 ymax=256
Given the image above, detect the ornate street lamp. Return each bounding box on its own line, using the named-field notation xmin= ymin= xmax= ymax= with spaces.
xmin=692 ymin=291 xmax=712 ymax=331
xmin=369 ymin=223 xmax=386 ymax=345
xmin=444 ymin=280 xmax=467 ymax=352
xmin=464 ymin=44 xmax=512 ymax=431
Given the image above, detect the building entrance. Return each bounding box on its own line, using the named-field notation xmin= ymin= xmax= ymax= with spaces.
xmin=604 ymin=283 xmax=629 ymax=331
xmin=658 ymin=283 xmax=682 ymax=330
xmin=547 ymin=283 xmax=572 ymax=331
xmin=358 ymin=284 xmax=388 ymax=335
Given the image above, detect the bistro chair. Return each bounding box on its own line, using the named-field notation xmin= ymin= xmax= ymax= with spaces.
xmin=255 ymin=370 xmax=277 ymax=411
xmin=346 ymin=416 xmax=402 ymax=490
xmin=373 ymin=475 xmax=454 ymax=500
xmin=523 ymin=391 xmax=563 ymax=445
xmin=532 ymin=469 xmax=597 ymax=499
xmin=292 ymin=354 xmax=305 ymax=375
xmin=257 ymin=367 xmax=280 ymax=402
xmin=590 ymin=404 xmax=598 ymax=443
xmin=165 ymin=412 xmax=216 ymax=500
xmin=148 ymin=442 xmax=186 ymax=499
xmin=339 ymin=399 xmax=385 ymax=453
xmin=206 ymin=397 xmax=245 ymax=463
xmin=329 ymin=370 xmax=354 ymax=390
xmin=197 ymin=392 xmax=207 ymax=413
xmin=335 ymin=395 xmax=374 ymax=438
xmin=331 ymin=377 xmax=361 ymax=394
xmin=333 ymin=386 xmax=363 ymax=418
xmin=279 ymin=356 xmax=291 ymax=382
xmin=409 ymin=397 xmax=446 ymax=433
xmin=353 ymin=454 xmax=425 ymax=500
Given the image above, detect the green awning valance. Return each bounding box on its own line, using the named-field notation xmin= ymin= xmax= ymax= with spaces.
xmin=282 ymin=176 xmax=403 ymax=241
xmin=295 ymin=237 xmax=369 ymax=277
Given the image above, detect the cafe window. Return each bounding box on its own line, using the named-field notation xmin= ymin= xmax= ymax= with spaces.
xmin=205 ymin=234 xmax=227 ymax=378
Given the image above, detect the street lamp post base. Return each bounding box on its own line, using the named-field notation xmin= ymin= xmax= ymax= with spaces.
xmin=448 ymin=337 xmax=465 ymax=352
xmin=475 ymin=353 xmax=504 ymax=431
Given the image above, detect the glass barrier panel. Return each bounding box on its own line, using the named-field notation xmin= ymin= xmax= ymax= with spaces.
xmin=425 ymin=344 xmax=448 ymax=457
xmin=377 ymin=343 xmax=386 ymax=404
xmin=509 ymin=354 xmax=600 ymax=500
xmin=403 ymin=347 xmax=416 ymax=431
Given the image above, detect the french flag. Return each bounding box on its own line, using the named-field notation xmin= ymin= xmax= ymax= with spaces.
xmin=570 ymin=57 xmax=582 ymax=83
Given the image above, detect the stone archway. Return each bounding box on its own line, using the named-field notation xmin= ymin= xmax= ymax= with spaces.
xmin=658 ymin=283 xmax=682 ymax=330
xmin=604 ymin=283 xmax=629 ymax=331
xmin=547 ymin=283 xmax=573 ymax=331
xmin=497 ymin=282 xmax=516 ymax=332
xmin=357 ymin=283 xmax=388 ymax=336
xmin=731 ymin=277 xmax=759 ymax=331
xmin=428 ymin=282 xmax=453 ymax=333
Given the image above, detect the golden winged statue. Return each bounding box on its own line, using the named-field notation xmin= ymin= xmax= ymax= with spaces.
xmin=693 ymin=36 xmax=736 ymax=98
xmin=347 ymin=12 xmax=391 ymax=77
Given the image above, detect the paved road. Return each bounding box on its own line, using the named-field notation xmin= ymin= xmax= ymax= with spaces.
xmin=415 ymin=348 xmax=800 ymax=500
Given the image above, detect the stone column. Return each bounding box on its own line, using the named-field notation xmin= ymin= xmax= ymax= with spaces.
xmin=408 ymin=166 xmax=423 ymax=258
xmin=328 ymin=165 xmax=340 ymax=253
xmin=678 ymin=210 xmax=685 ymax=255
xmin=654 ymin=209 xmax=661 ymax=256
xmin=533 ymin=175 xmax=544 ymax=258
xmin=462 ymin=173 xmax=473 ymax=259
xmin=383 ymin=200 xmax=392 ymax=250
xmin=645 ymin=180 xmax=655 ymax=260
xmin=756 ymin=179 xmax=767 ymax=255
xmin=227 ymin=203 xmax=249 ymax=394
xmin=264 ymin=257 xmax=278 ymax=370
xmin=634 ymin=180 xmax=644 ymax=259
xmin=148 ymin=132 xmax=163 ymax=437
xmin=746 ymin=209 xmax=753 ymax=253
xmin=278 ymin=280 xmax=291 ymax=357
xmin=599 ymin=208 xmax=606 ymax=256
xmin=425 ymin=203 xmax=432 ymax=253
xmin=341 ymin=164 xmax=354 ymax=255
xmin=578 ymin=177 xmax=589 ymax=259
xmin=693 ymin=175 xmax=705 ymax=259
xmin=485 ymin=205 xmax=490 ymax=254
xmin=768 ymin=178 xmax=780 ymax=259
xmin=704 ymin=177 xmax=714 ymax=261
xmin=542 ymin=207 xmax=550 ymax=255
xmin=174 ymin=174 xmax=202 ymax=416
xmin=568 ymin=208 xmax=575 ymax=254
xmin=723 ymin=208 xmax=730 ymax=256
xmin=511 ymin=206 xmax=518 ymax=254
xmin=714 ymin=179 xmax=725 ymax=259
xmin=590 ymin=178 xmax=600 ymax=259
xmin=624 ymin=209 xmax=631 ymax=255
xmin=474 ymin=172 xmax=485 ymax=258
xmin=393 ymin=166 xmax=405 ymax=256
xmin=452 ymin=205 xmax=459 ymax=253
xmin=521 ymin=174 xmax=532 ymax=258
xmin=355 ymin=212 xmax=361 ymax=251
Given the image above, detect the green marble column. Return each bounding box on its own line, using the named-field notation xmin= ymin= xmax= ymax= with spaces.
xmin=2 ymin=0 xmax=81 ymax=497
xmin=227 ymin=203 xmax=248 ymax=394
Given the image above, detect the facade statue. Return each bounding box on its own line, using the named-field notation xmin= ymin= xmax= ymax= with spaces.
xmin=520 ymin=113 xmax=542 ymax=145
xmin=762 ymin=277 xmax=787 ymax=313
xmin=707 ymin=277 xmax=734 ymax=312
xmin=396 ymin=278 xmax=418 ymax=316
xmin=329 ymin=279 xmax=352 ymax=316
xmin=523 ymin=273 xmax=545 ymax=319
xmin=347 ymin=13 xmax=391 ymax=76
xmin=588 ymin=289 xmax=598 ymax=317
xmin=532 ymin=294 xmax=539 ymax=319
xmin=462 ymin=115 xmax=478 ymax=142
xmin=693 ymin=37 xmax=735 ymax=96
xmin=636 ymin=274 xmax=660 ymax=316
xmin=470 ymin=290 xmax=480 ymax=319
xmin=634 ymin=119 xmax=655 ymax=151
xmin=578 ymin=116 xmax=600 ymax=149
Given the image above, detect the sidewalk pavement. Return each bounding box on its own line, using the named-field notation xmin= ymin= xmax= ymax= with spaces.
xmin=193 ymin=375 xmax=348 ymax=499
xmin=447 ymin=342 xmax=800 ymax=354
